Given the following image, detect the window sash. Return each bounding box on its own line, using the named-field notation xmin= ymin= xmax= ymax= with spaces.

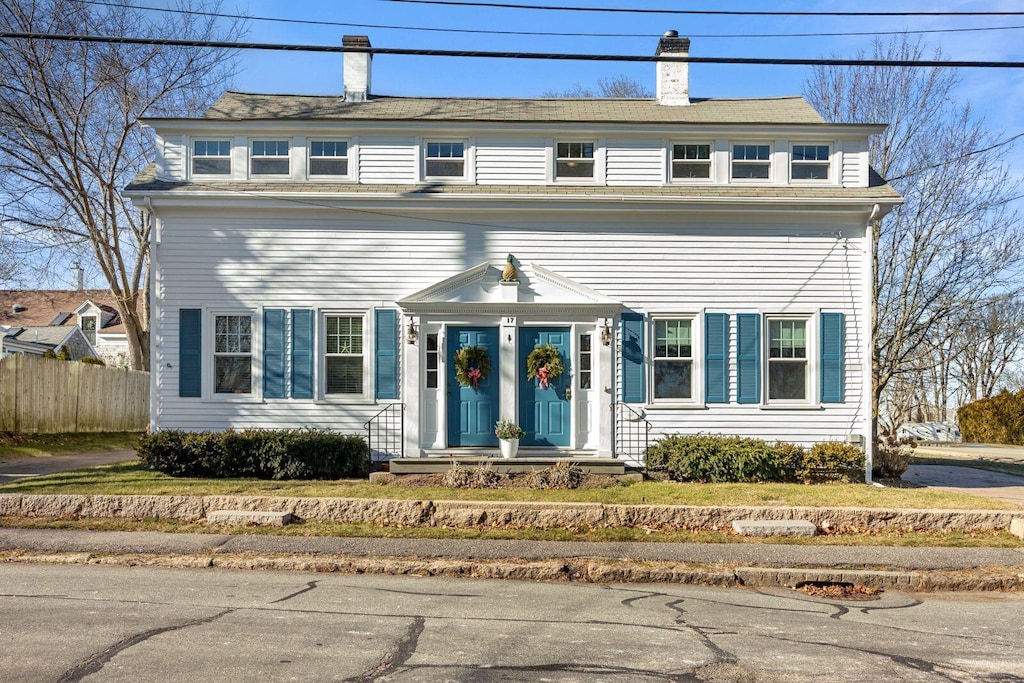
xmin=81 ymin=316 xmax=97 ymax=346
xmin=192 ymin=140 xmax=231 ymax=175
xmin=213 ymin=314 xmax=252 ymax=394
xmin=324 ymin=315 xmax=364 ymax=395
xmin=731 ymin=144 xmax=771 ymax=180
xmin=653 ymin=319 xmax=694 ymax=400
xmin=767 ymin=319 xmax=808 ymax=401
xmin=309 ymin=141 xmax=349 ymax=176
xmin=251 ymin=140 xmax=290 ymax=175
xmin=578 ymin=332 xmax=592 ymax=390
xmin=555 ymin=141 xmax=595 ymax=179
xmin=672 ymin=144 xmax=711 ymax=179
xmin=425 ymin=333 xmax=439 ymax=389
xmin=791 ymin=144 xmax=831 ymax=180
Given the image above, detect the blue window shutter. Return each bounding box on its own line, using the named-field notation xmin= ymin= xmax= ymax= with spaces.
xmin=736 ymin=313 xmax=761 ymax=404
xmin=291 ymin=309 xmax=314 ymax=399
xmin=704 ymin=313 xmax=728 ymax=403
xmin=820 ymin=312 xmax=845 ymax=403
xmin=621 ymin=311 xmax=645 ymax=403
xmin=375 ymin=309 xmax=398 ymax=400
xmin=263 ymin=309 xmax=286 ymax=398
xmin=178 ymin=309 xmax=201 ymax=398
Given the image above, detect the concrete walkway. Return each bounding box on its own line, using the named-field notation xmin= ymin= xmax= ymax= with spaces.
xmin=903 ymin=464 xmax=1024 ymax=505
xmin=0 ymin=450 xmax=136 ymax=483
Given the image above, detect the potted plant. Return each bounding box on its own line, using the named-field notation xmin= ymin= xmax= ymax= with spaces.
xmin=494 ymin=418 xmax=525 ymax=459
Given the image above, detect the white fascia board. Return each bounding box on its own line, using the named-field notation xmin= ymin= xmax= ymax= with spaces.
xmin=399 ymin=302 xmax=622 ymax=316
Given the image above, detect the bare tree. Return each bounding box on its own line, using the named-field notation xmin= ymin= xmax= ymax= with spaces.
xmin=954 ymin=296 xmax=1024 ymax=403
xmin=804 ymin=35 xmax=1024 ymax=426
xmin=0 ymin=0 xmax=242 ymax=370
xmin=542 ymin=75 xmax=653 ymax=98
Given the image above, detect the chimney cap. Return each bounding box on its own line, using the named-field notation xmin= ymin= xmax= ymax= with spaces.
xmin=656 ymin=31 xmax=690 ymax=56
xmin=342 ymin=35 xmax=371 ymax=49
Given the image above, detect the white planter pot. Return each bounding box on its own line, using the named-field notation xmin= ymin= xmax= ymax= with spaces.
xmin=499 ymin=438 xmax=520 ymax=459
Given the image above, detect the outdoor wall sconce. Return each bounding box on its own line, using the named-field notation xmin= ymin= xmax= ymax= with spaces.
xmin=601 ymin=319 xmax=611 ymax=346
xmin=406 ymin=319 xmax=418 ymax=345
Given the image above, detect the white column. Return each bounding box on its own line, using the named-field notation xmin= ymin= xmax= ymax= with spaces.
xmin=598 ymin=317 xmax=615 ymax=457
xmin=500 ymin=316 xmax=517 ymax=425
xmin=402 ymin=314 xmax=421 ymax=457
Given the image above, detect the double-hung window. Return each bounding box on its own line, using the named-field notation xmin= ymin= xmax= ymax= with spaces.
xmin=671 ymin=144 xmax=711 ymax=180
xmin=324 ymin=315 xmax=363 ymax=395
xmin=791 ymin=145 xmax=830 ymax=180
xmin=214 ymin=314 xmax=252 ymax=394
xmin=555 ymin=141 xmax=595 ymax=180
xmin=767 ymin=318 xmax=808 ymax=401
xmin=653 ymin=319 xmax=694 ymax=400
xmin=424 ymin=142 xmax=465 ymax=178
xmin=80 ymin=316 xmax=97 ymax=346
xmin=192 ymin=140 xmax=231 ymax=176
xmin=309 ymin=141 xmax=349 ymax=177
xmin=732 ymin=144 xmax=771 ymax=180
xmin=251 ymin=140 xmax=290 ymax=176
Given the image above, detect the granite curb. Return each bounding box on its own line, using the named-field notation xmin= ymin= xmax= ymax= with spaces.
xmin=1 ymin=493 xmax=1021 ymax=533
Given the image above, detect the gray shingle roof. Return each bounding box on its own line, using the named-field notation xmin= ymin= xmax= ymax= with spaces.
xmin=199 ymin=91 xmax=827 ymax=124
xmin=124 ymin=165 xmax=900 ymax=202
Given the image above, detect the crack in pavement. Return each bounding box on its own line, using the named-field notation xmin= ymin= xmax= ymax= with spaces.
xmin=368 ymin=661 xmax=698 ymax=681
xmin=269 ymin=580 xmax=320 ymax=604
xmin=354 ymin=616 xmax=425 ymax=681
xmin=54 ymin=608 xmax=235 ymax=683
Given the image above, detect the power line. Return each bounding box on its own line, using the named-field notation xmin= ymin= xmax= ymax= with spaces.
xmin=888 ymin=132 xmax=1024 ymax=182
xmin=76 ymin=1 xmax=1024 ymax=41
xmin=383 ymin=0 xmax=1024 ymax=17
xmin=3 ymin=32 xmax=1024 ymax=68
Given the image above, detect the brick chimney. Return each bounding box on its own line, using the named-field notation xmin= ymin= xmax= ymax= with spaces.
xmin=656 ymin=30 xmax=690 ymax=106
xmin=343 ymin=35 xmax=372 ymax=102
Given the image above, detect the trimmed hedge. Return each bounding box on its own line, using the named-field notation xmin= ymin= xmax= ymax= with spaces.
xmin=645 ymin=433 xmax=864 ymax=483
xmin=958 ymin=390 xmax=1024 ymax=445
xmin=137 ymin=428 xmax=369 ymax=479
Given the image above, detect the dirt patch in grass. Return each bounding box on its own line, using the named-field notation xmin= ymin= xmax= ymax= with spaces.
xmin=797 ymin=582 xmax=883 ymax=600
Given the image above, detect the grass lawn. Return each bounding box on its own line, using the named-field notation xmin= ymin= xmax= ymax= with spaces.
xmin=1 ymin=461 xmax=1020 ymax=510
xmin=1 ymin=515 xmax=1019 ymax=548
xmin=0 ymin=432 xmax=142 ymax=461
xmin=911 ymin=455 xmax=1024 ymax=478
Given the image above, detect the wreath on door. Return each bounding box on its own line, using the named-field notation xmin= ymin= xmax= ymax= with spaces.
xmin=454 ymin=345 xmax=492 ymax=390
xmin=526 ymin=343 xmax=565 ymax=389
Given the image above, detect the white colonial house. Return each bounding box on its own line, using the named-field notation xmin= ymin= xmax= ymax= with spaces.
xmin=124 ymin=33 xmax=900 ymax=473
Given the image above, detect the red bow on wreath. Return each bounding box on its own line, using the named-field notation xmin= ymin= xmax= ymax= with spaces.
xmin=537 ymin=366 xmax=550 ymax=389
xmin=467 ymin=367 xmax=482 ymax=389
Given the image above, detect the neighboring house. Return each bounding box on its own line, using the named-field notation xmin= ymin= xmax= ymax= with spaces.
xmin=123 ymin=33 xmax=901 ymax=471
xmin=0 ymin=290 xmax=132 ymax=366
xmin=1 ymin=324 xmax=95 ymax=360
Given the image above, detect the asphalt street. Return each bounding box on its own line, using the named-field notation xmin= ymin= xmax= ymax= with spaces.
xmin=1 ymin=563 xmax=1021 ymax=682
xmin=0 ymin=450 xmax=136 ymax=483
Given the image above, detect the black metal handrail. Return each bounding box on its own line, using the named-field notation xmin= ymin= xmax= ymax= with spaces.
xmin=365 ymin=403 xmax=404 ymax=467
xmin=614 ymin=402 xmax=651 ymax=467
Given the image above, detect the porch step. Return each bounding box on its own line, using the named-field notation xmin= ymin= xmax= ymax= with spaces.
xmin=389 ymin=456 xmax=625 ymax=475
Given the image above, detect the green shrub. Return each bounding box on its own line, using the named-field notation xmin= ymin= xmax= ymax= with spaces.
xmin=645 ymin=433 xmax=797 ymax=483
xmin=137 ymin=428 xmax=368 ymax=479
xmin=958 ymin=390 xmax=1024 ymax=445
xmin=799 ymin=442 xmax=865 ymax=483
xmin=80 ymin=356 xmax=106 ymax=365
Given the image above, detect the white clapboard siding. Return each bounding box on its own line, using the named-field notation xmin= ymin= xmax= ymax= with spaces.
xmin=475 ymin=138 xmax=547 ymax=184
xmin=157 ymin=134 xmax=186 ymax=181
xmin=153 ymin=208 xmax=868 ymax=442
xmin=358 ymin=136 xmax=418 ymax=183
xmin=842 ymin=140 xmax=868 ymax=187
xmin=605 ymin=140 xmax=665 ymax=186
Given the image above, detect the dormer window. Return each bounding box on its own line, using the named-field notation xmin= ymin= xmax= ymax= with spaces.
xmin=81 ymin=316 xmax=97 ymax=346
xmin=309 ymin=141 xmax=349 ymax=177
xmin=425 ymin=142 xmax=465 ymax=178
xmin=251 ymin=140 xmax=290 ymax=176
xmin=555 ymin=142 xmax=595 ymax=180
xmin=732 ymin=144 xmax=771 ymax=180
xmin=671 ymin=144 xmax=711 ymax=180
xmin=192 ymin=140 xmax=231 ymax=176
xmin=791 ymin=145 xmax=830 ymax=180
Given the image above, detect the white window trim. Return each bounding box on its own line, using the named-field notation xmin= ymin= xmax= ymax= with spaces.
xmin=552 ymin=139 xmax=600 ymax=184
xmin=248 ymin=138 xmax=293 ymax=179
xmin=763 ymin=313 xmax=818 ymax=407
xmin=204 ymin=308 xmax=260 ymax=402
xmin=318 ymin=309 xmax=370 ymax=402
xmin=189 ymin=138 xmax=233 ymax=180
xmin=307 ymin=138 xmax=353 ymax=181
xmin=668 ymin=141 xmax=714 ymax=184
xmin=79 ymin=315 xmax=98 ymax=347
xmin=729 ymin=142 xmax=773 ymax=184
xmin=422 ymin=138 xmax=470 ymax=182
xmin=647 ymin=313 xmax=704 ymax=408
xmin=789 ymin=142 xmax=835 ymax=185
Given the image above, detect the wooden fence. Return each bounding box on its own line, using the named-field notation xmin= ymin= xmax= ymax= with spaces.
xmin=0 ymin=354 xmax=149 ymax=433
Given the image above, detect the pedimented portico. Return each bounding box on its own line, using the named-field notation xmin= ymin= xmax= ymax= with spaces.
xmin=398 ymin=258 xmax=621 ymax=458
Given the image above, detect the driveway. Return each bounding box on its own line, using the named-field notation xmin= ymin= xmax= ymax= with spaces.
xmin=914 ymin=442 xmax=1024 ymax=463
xmin=0 ymin=450 xmax=137 ymax=483
xmin=902 ymin=464 xmax=1024 ymax=505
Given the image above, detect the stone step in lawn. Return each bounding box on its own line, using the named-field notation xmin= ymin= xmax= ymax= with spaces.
xmin=732 ymin=519 xmax=817 ymax=537
xmin=207 ymin=510 xmax=293 ymax=527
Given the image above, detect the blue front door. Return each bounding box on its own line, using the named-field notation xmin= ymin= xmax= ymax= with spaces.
xmin=447 ymin=326 xmax=500 ymax=447
xmin=519 ymin=327 xmax=571 ymax=447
